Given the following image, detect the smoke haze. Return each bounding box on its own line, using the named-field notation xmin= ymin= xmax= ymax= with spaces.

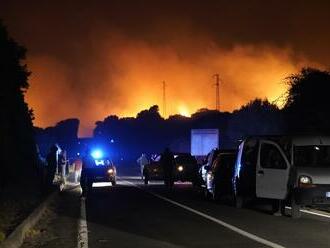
xmin=0 ymin=0 xmax=328 ymax=136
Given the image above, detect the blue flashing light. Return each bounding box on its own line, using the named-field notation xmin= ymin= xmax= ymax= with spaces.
xmin=91 ymin=149 xmax=103 ymax=159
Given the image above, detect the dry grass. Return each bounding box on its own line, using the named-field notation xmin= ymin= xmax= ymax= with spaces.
xmin=0 ymin=187 xmax=42 ymax=243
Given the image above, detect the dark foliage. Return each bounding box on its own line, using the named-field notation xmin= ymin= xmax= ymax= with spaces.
xmin=94 ymin=100 xmax=283 ymax=161
xmin=0 ymin=21 xmax=37 ymax=189
xmin=35 ymin=118 xmax=79 ymax=158
xmin=284 ymin=68 xmax=330 ymax=134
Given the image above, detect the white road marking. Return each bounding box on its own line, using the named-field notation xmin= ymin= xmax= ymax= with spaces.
xmin=285 ymin=206 xmax=330 ymax=219
xmin=123 ymin=179 xmax=285 ymax=248
xmin=77 ymin=197 xmax=89 ymax=248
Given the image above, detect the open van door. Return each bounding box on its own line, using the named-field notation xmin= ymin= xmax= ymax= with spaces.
xmin=256 ymin=140 xmax=290 ymax=199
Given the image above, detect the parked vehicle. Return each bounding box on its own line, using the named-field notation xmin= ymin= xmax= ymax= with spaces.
xmin=232 ymin=137 xmax=290 ymax=213
xmin=143 ymin=155 xmax=163 ymax=184
xmin=279 ymin=136 xmax=330 ymax=217
xmin=203 ymin=150 xmax=236 ymax=200
xmin=174 ymin=153 xmax=199 ymax=184
xmin=232 ymin=135 xmax=330 ymax=218
xmin=90 ymin=158 xmax=117 ymax=186
xmin=143 ymin=153 xmax=198 ymax=185
xmin=199 ymin=148 xmax=219 ymax=189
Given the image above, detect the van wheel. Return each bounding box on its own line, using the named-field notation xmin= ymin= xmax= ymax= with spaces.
xmin=291 ymin=195 xmax=301 ymax=218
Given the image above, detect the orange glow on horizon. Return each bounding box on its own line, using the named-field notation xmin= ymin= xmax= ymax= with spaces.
xmin=25 ymin=36 xmax=322 ymax=137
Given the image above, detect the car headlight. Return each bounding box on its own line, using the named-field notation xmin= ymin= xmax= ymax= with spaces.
xmin=177 ymin=166 xmax=184 ymax=172
xmin=107 ymin=168 xmax=114 ymax=174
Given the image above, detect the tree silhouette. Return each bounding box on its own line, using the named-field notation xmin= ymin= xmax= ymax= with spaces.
xmin=0 ymin=20 xmax=37 ymax=190
xmin=284 ymin=68 xmax=330 ymax=134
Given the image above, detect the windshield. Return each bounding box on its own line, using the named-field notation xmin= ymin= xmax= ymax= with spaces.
xmin=294 ymin=146 xmax=330 ymax=167
xmin=175 ymin=155 xmax=196 ymax=164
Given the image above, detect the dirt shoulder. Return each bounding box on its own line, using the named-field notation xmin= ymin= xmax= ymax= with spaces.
xmin=0 ymin=186 xmax=44 ymax=243
xmin=21 ymin=185 xmax=80 ymax=248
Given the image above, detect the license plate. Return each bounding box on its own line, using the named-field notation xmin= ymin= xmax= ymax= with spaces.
xmin=96 ymin=176 xmax=103 ymax=179
xmin=326 ymin=192 xmax=330 ymax=198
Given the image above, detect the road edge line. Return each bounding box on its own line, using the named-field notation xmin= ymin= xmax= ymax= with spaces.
xmin=285 ymin=206 xmax=330 ymax=219
xmin=77 ymin=198 xmax=88 ymax=248
xmin=123 ymin=179 xmax=285 ymax=248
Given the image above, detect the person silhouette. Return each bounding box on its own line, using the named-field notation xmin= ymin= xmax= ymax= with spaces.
xmin=46 ymin=144 xmax=58 ymax=191
xmin=160 ymin=148 xmax=175 ymax=189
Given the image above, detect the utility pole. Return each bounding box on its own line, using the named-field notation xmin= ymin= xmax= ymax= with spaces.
xmin=162 ymin=81 xmax=166 ymax=117
xmin=214 ymin=74 xmax=220 ymax=111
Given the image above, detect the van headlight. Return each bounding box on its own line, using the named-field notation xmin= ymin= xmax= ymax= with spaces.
xmin=177 ymin=166 xmax=184 ymax=172
xmin=107 ymin=168 xmax=114 ymax=174
xmin=299 ymin=176 xmax=312 ymax=184
xmin=299 ymin=175 xmax=315 ymax=188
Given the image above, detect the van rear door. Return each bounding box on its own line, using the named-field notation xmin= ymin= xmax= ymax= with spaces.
xmin=256 ymin=140 xmax=290 ymax=199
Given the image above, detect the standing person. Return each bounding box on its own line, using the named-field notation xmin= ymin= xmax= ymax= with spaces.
xmin=74 ymin=158 xmax=82 ymax=183
xmin=46 ymin=145 xmax=58 ymax=192
xmin=80 ymin=148 xmax=95 ymax=197
xmin=160 ymin=148 xmax=175 ymax=189
xmin=137 ymin=153 xmax=149 ymax=179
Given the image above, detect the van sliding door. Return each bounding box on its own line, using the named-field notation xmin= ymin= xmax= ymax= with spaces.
xmin=256 ymin=140 xmax=290 ymax=199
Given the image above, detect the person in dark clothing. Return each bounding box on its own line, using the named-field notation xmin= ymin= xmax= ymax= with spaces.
xmin=160 ymin=148 xmax=175 ymax=189
xmin=80 ymin=149 xmax=95 ymax=197
xmin=46 ymin=145 xmax=58 ymax=191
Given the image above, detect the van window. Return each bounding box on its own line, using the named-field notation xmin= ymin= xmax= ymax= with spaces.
xmin=260 ymin=143 xmax=287 ymax=169
xmin=242 ymin=140 xmax=258 ymax=167
xmin=294 ymin=146 xmax=330 ymax=167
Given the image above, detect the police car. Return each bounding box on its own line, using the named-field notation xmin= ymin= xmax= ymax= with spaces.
xmin=90 ymin=149 xmax=117 ymax=186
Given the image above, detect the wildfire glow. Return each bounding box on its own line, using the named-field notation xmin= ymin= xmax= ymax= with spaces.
xmin=178 ymin=105 xmax=191 ymax=117
xmin=25 ymin=34 xmax=321 ymax=136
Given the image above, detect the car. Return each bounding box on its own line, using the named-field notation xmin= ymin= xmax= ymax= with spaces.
xmin=143 ymin=153 xmax=199 ymax=185
xmin=203 ymin=150 xmax=236 ymax=200
xmin=89 ymin=157 xmax=117 ymax=186
xmin=174 ymin=153 xmax=199 ymax=184
xmin=199 ymin=149 xmax=220 ymax=189
xmin=143 ymin=155 xmax=163 ymax=184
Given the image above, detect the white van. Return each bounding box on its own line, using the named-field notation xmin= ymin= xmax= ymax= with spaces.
xmin=232 ymin=136 xmax=330 ymax=218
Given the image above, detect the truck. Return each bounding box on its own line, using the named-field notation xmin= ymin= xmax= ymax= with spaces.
xmin=191 ymin=129 xmax=219 ymax=156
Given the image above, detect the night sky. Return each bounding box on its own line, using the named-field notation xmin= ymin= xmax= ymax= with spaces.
xmin=0 ymin=0 xmax=329 ymax=136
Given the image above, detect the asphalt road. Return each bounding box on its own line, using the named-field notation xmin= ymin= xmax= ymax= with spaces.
xmin=83 ymin=177 xmax=330 ymax=248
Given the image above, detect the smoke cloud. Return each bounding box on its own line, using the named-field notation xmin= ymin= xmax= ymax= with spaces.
xmin=1 ymin=0 xmax=327 ymax=136
xmin=26 ymin=33 xmax=321 ymax=136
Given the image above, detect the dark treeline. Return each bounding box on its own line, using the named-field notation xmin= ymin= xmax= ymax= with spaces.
xmin=93 ymin=99 xmax=283 ymax=161
xmin=0 ymin=21 xmax=38 ymax=191
xmin=34 ymin=118 xmax=79 ymax=158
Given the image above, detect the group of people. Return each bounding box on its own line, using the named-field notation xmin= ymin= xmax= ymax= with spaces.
xmin=137 ymin=148 xmax=176 ymax=188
